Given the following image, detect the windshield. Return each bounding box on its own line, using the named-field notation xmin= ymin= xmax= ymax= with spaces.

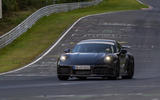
xmin=72 ymin=43 xmax=115 ymax=53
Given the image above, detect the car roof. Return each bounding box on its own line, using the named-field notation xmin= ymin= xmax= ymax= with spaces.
xmin=78 ymin=39 xmax=116 ymax=45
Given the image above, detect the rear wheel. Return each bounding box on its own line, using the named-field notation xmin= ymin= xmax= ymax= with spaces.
xmin=58 ymin=75 xmax=69 ymax=80
xmin=122 ymin=58 xmax=134 ymax=79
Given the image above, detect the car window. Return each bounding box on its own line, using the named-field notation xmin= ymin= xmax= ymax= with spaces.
xmin=72 ymin=43 xmax=115 ymax=53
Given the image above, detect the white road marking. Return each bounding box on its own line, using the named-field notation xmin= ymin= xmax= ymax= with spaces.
xmin=4 ymin=84 xmax=160 ymax=89
xmin=152 ymin=98 xmax=159 ymax=100
xmin=35 ymin=93 xmax=160 ymax=99
xmin=103 ymin=22 xmax=136 ymax=27
xmin=36 ymin=93 xmax=149 ymax=98
xmin=83 ymin=34 xmax=128 ymax=38
xmin=0 ymin=81 xmax=93 ymax=89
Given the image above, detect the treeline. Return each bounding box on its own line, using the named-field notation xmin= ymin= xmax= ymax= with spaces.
xmin=2 ymin=0 xmax=91 ymax=14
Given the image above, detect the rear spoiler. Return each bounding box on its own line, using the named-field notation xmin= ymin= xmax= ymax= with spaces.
xmin=122 ymin=45 xmax=131 ymax=49
xmin=118 ymin=41 xmax=131 ymax=49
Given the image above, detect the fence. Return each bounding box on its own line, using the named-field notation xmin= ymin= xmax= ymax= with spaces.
xmin=0 ymin=0 xmax=102 ymax=48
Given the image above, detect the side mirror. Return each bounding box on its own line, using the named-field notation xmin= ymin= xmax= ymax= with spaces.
xmin=64 ymin=49 xmax=71 ymax=53
xmin=120 ymin=49 xmax=127 ymax=54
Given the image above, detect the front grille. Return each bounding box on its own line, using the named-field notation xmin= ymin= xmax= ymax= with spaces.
xmin=93 ymin=67 xmax=113 ymax=75
xmin=74 ymin=70 xmax=91 ymax=75
xmin=58 ymin=65 xmax=114 ymax=76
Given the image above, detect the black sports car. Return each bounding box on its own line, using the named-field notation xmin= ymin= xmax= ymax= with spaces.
xmin=57 ymin=39 xmax=134 ymax=80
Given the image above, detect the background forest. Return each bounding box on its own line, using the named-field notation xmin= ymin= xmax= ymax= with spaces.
xmin=2 ymin=0 xmax=91 ymax=14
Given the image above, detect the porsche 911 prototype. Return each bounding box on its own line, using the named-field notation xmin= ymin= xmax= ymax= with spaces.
xmin=57 ymin=39 xmax=134 ymax=80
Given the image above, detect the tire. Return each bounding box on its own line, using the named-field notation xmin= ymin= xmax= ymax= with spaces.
xmin=122 ymin=57 xmax=134 ymax=79
xmin=58 ymin=75 xmax=69 ymax=80
xmin=108 ymin=61 xmax=120 ymax=80
xmin=77 ymin=77 xmax=87 ymax=80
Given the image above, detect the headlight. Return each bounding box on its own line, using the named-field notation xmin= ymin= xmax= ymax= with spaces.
xmin=60 ymin=55 xmax=67 ymax=62
xmin=104 ymin=56 xmax=112 ymax=62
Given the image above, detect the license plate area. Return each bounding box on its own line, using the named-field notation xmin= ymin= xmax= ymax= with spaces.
xmin=74 ymin=65 xmax=91 ymax=70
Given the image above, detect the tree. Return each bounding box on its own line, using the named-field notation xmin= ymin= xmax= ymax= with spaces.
xmin=0 ymin=0 xmax=2 ymax=18
xmin=2 ymin=0 xmax=18 ymax=13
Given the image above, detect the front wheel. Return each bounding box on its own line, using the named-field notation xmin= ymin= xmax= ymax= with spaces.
xmin=122 ymin=58 xmax=134 ymax=79
xmin=108 ymin=62 xmax=120 ymax=80
xmin=58 ymin=75 xmax=69 ymax=80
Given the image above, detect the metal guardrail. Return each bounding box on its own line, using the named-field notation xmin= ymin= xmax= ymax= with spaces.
xmin=0 ymin=0 xmax=102 ymax=48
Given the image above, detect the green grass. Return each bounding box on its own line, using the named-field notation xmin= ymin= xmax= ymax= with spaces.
xmin=0 ymin=9 xmax=37 ymax=35
xmin=0 ymin=0 xmax=147 ymax=73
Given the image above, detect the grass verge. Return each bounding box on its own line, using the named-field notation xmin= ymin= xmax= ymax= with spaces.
xmin=0 ymin=0 xmax=147 ymax=73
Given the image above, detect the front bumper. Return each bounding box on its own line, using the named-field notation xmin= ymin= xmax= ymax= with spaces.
xmin=57 ymin=65 xmax=115 ymax=77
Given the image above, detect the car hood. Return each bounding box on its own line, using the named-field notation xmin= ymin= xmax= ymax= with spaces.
xmin=60 ymin=53 xmax=107 ymax=65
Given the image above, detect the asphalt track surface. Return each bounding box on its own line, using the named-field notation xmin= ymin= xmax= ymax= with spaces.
xmin=1 ymin=0 xmax=160 ymax=100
